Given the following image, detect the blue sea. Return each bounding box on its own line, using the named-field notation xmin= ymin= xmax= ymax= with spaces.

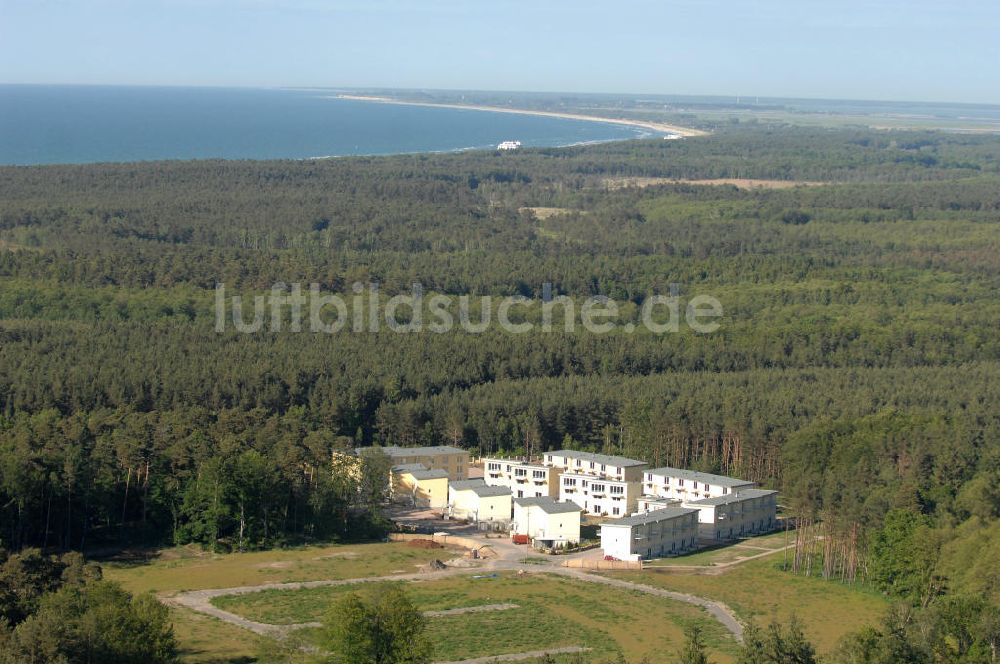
xmin=0 ymin=85 xmax=650 ymax=166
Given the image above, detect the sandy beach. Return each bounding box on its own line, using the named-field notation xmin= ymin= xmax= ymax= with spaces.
xmin=334 ymin=95 xmax=708 ymax=138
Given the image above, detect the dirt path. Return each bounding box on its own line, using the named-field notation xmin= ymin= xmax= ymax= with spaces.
xmin=548 ymin=566 xmax=743 ymax=639
xmin=424 ymin=603 xmax=519 ymax=617
xmin=165 ymin=559 xmax=744 ymax=644
xmin=437 ymin=646 xmax=591 ymax=664
xmin=643 ymin=542 xmax=799 ymax=575
xmin=162 ymin=566 xmax=493 ymax=638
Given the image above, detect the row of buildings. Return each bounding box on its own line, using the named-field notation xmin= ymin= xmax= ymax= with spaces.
xmin=366 ymin=444 xmax=777 ymax=561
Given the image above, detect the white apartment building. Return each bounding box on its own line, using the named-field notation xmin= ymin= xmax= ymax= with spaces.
xmin=683 ymin=488 xmax=778 ymax=540
xmin=544 ymin=450 xmax=648 ymax=482
xmin=512 ymin=497 xmax=581 ymax=548
xmin=482 ymin=458 xmax=562 ymax=499
xmin=448 ymin=479 xmax=513 ymax=523
xmin=559 ymin=473 xmax=641 ymax=517
xmin=543 ymin=450 xmax=646 ymax=517
xmin=600 ymin=507 xmax=699 ymax=561
xmin=642 ymin=467 xmax=755 ymax=502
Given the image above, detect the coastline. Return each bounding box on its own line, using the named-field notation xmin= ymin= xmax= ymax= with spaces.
xmin=333 ymin=94 xmax=708 ymax=138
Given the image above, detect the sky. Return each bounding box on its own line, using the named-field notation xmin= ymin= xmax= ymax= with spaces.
xmin=1 ymin=0 xmax=998 ymax=104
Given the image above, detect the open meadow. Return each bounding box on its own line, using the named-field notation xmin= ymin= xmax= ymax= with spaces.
xmin=212 ymin=572 xmax=741 ymax=663
xmin=101 ymin=537 xmax=892 ymax=663
xmin=611 ymin=557 xmax=889 ymax=655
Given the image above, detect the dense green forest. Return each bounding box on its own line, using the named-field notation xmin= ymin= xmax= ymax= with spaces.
xmin=0 ymin=126 xmax=997 ymax=657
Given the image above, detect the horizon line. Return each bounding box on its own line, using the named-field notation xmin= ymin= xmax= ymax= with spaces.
xmin=2 ymin=81 xmax=999 ymax=109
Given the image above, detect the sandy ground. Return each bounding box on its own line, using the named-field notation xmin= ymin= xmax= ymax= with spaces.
xmin=335 ymin=95 xmax=708 ymax=138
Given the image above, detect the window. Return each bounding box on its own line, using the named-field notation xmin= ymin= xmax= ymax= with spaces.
xmin=647 ymin=473 xmax=653 ymax=482
xmin=613 ymin=507 xmax=620 ymax=515
xmin=532 ymin=470 xmax=545 ymax=479
xmin=590 ymin=461 xmax=595 ymax=469
xmin=546 ymin=455 xmax=552 ymax=463
xmin=610 ymin=485 xmax=624 ymax=495
xmin=679 ymin=479 xmax=684 ymax=487
xmin=575 ymin=459 xmax=581 ymax=466
xmin=705 ymin=484 xmax=712 ymax=493
xmin=563 ymin=478 xmax=577 ymax=487
xmin=515 ymin=468 xmax=527 ymax=477
xmin=723 ymin=487 xmax=729 ymax=495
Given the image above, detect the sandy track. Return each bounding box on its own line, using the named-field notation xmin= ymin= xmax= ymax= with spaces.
xmin=437 ymin=646 xmax=591 ymax=664
xmin=164 ymin=559 xmax=744 ymax=644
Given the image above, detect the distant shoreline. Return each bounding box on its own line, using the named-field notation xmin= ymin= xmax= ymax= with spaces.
xmin=333 ymin=94 xmax=708 ymax=138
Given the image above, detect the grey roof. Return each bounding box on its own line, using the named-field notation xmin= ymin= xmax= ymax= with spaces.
xmin=392 ymin=463 xmax=428 ymax=472
xmin=449 ymin=479 xmax=489 ymax=490
xmin=482 ymin=458 xmax=550 ymax=471
xmin=646 ymin=467 xmax=756 ymax=488
xmin=685 ymin=488 xmax=777 ymax=506
xmin=545 ymin=449 xmax=648 ymax=468
xmin=409 ymin=469 xmax=449 ymax=480
xmin=601 ymin=507 xmax=699 ymax=528
xmin=449 ymin=479 xmax=511 ymax=498
xmin=470 ymin=485 xmax=512 ymax=498
xmin=514 ymin=497 xmax=582 ymax=515
xmin=382 ymin=445 xmax=467 ymax=457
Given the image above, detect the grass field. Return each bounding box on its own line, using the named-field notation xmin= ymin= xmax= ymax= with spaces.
xmin=645 ymin=532 xmax=791 ymax=568
xmin=105 ymin=539 xmax=887 ymax=662
xmin=213 ymin=573 xmax=741 ymax=663
xmin=168 ymin=607 xmax=263 ymax=664
xmin=103 ymin=541 xmax=458 ymax=595
xmin=612 ymin=557 xmax=888 ymax=655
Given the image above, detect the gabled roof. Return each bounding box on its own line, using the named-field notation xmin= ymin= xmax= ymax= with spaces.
xmin=392 ymin=463 xmax=428 ymax=472
xmin=544 ymin=449 xmax=647 ymax=468
xmin=514 ymin=496 xmax=582 ymax=515
xmin=358 ymin=445 xmax=467 ymax=457
xmin=449 ymin=479 xmax=511 ymax=498
xmin=685 ymin=488 xmax=777 ymax=506
xmin=449 ymin=479 xmax=489 ymax=490
xmin=469 ymin=485 xmax=513 ymax=498
xmin=482 ymin=457 xmax=551 ymax=471
xmin=601 ymin=507 xmax=698 ymax=528
xmin=646 ymin=467 xmax=756 ymax=488
xmin=409 ymin=468 xmax=449 ymax=481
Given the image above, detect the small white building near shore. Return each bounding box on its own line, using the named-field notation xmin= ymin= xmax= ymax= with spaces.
xmin=600 ymin=507 xmax=699 ymax=561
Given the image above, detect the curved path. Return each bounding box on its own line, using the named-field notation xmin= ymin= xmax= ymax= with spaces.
xmin=164 ymin=556 xmax=744 ymax=644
